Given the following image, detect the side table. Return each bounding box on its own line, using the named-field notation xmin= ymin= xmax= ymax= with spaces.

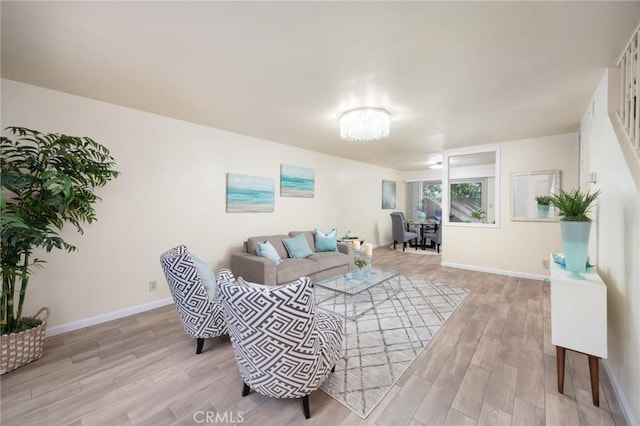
xmin=549 ymin=255 xmax=607 ymax=406
xmin=338 ymin=238 xmax=364 ymax=247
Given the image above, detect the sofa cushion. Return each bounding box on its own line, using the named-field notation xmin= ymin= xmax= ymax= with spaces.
xmin=282 ymin=233 xmax=314 ymax=259
xmin=288 ymin=230 xmax=317 ymax=251
xmin=276 ymin=258 xmax=318 ymax=284
xmin=246 ymin=235 xmax=289 ymax=259
xmin=307 ymin=251 xmax=350 ymax=271
xmin=314 ymin=228 xmax=338 ymax=252
xmin=256 ymin=241 xmax=283 ymax=265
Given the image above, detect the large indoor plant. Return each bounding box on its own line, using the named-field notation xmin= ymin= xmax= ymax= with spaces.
xmin=549 ymin=188 xmax=600 ymax=278
xmin=1 ymin=127 xmax=119 ymax=373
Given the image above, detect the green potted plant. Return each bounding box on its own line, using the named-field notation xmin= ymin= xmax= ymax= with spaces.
xmin=354 ymin=257 xmax=368 ymax=280
xmin=549 ymin=188 xmax=600 ymax=278
xmin=535 ymin=195 xmax=552 ymax=218
xmin=1 ymin=127 xmax=119 ymax=374
xmin=470 ymin=209 xmax=486 ymax=223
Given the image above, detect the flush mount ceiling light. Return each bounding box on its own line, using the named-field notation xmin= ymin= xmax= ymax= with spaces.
xmin=339 ymin=107 xmax=390 ymax=142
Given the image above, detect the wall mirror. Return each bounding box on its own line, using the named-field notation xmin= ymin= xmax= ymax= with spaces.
xmin=443 ymin=147 xmax=500 ymax=227
xmin=511 ymin=170 xmax=561 ymax=221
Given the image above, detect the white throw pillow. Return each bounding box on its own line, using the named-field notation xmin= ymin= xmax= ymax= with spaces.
xmin=238 ymin=277 xmax=272 ymax=290
xmin=191 ymin=254 xmax=218 ymax=301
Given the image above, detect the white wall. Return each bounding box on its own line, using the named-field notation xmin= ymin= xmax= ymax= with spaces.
xmin=439 ymin=134 xmax=579 ymax=277
xmin=403 ymin=169 xmax=443 ymax=183
xmin=1 ymin=79 xmax=401 ymax=329
xmin=582 ymin=70 xmax=640 ymax=425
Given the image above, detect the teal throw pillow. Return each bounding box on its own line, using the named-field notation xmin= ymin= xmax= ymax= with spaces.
xmin=282 ymin=233 xmax=314 ymax=259
xmin=315 ymin=228 xmax=338 ymax=252
xmin=191 ymin=254 xmax=218 ymax=301
xmin=256 ymin=241 xmax=283 ymax=265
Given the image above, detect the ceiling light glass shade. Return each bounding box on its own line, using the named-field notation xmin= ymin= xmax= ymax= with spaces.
xmin=340 ymin=108 xmax=390 ymax=142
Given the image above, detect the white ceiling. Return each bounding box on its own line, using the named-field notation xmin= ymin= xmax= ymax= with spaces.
xmin=2 ymin=1 xmax=639 ymax=171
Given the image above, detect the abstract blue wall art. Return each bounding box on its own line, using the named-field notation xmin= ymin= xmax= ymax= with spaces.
xmin=382 ymin=180 xmax=397 ymax=209
xmin=280 ymin=164 xmax=314 ymax=198
xmin=226 ymin=173 xmax=275 ymax=212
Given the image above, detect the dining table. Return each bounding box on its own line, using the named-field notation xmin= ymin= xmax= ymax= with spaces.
xmin=406 ymin=219 xmax=439 ymax=250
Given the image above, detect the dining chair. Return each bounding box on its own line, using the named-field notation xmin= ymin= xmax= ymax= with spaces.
xmin=390 ymin=212 xmax=418 ymax=251
xmin=423 ymin=221 xmax=442 ymax=253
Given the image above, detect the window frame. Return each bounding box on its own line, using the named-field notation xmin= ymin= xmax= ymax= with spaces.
xmin=443 ymin=146 xmax=501 ymax=228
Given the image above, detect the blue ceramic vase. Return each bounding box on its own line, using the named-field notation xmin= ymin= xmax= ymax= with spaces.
xmin=560 ymin=221 xmax=591 ymax=278
xmin=537 ymin=204 xmax=549 ymax=218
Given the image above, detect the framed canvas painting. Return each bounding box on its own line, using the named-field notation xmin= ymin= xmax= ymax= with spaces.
xmin=382 ymin=180 xmax=396 ymax=209
xmin=280 ymin=164 xmax=314 ymax=198
xmin=226 ymin=173 xmax=275 ymax=212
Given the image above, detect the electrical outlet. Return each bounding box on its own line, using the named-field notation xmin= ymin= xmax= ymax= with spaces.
xmin=148 ymin=280 xmax=158 ymax=292
xmin=542 ymin=260 xmax=549 ymax=269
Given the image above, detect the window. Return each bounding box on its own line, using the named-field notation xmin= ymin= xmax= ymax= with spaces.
xmin=406 ymin=181 xmax=442 ymax=222
xmin=450 ymin=180 xmax=486 ymax=223
xmin=443 ymin=147 xmax=500 ymax=227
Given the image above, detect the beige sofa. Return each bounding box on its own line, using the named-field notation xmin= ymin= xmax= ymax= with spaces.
xmin=230 ymin=230 xmax=354 ymax=285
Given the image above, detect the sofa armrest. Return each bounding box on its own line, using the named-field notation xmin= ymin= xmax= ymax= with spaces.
xmin=337 ymin=242 xmax=355 ymax=271
xmin=337 ymin=241 xmax=353 ymax=256
xmin=230 ymin=253 xmax=278 ymax=286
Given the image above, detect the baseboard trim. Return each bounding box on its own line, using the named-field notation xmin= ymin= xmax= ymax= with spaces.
xmin=602 ymin=360 xmax=638 ymax=426
xmin=441 ymin=262 xmax=548 ymax=281
xmin=46 ymin=297 xmax=174 ymax=337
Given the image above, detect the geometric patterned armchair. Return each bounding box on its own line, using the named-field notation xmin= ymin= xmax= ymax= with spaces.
xmin=159 ymin=245 xmax=232 ymax=354
xmin=217 ymin=275 xmax=343 ymax=419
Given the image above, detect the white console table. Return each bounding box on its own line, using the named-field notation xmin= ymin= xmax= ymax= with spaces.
xmin=549 ymin=255 xmax=607 ymax=406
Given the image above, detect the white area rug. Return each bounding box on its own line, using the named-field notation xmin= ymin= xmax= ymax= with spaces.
xmin=317 ymin=276 xmax=468 ymax=418
xmin=389 ymin=245 xmax=442 ymax=255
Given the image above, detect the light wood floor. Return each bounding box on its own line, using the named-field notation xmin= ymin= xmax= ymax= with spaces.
xmin=1 ymin=248 xmax=627 ymax=426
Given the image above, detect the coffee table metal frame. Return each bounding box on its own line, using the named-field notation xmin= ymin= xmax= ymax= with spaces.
xmin=314 ymin=268 xmax=401 ymax=320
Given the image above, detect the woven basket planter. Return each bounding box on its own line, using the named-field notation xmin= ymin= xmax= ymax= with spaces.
xmin=1 ymin=307 xmax=50 ymax=375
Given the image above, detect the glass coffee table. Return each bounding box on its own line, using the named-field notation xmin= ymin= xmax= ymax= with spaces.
xmin=315 ymin=268 xmax=401 ymax=320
